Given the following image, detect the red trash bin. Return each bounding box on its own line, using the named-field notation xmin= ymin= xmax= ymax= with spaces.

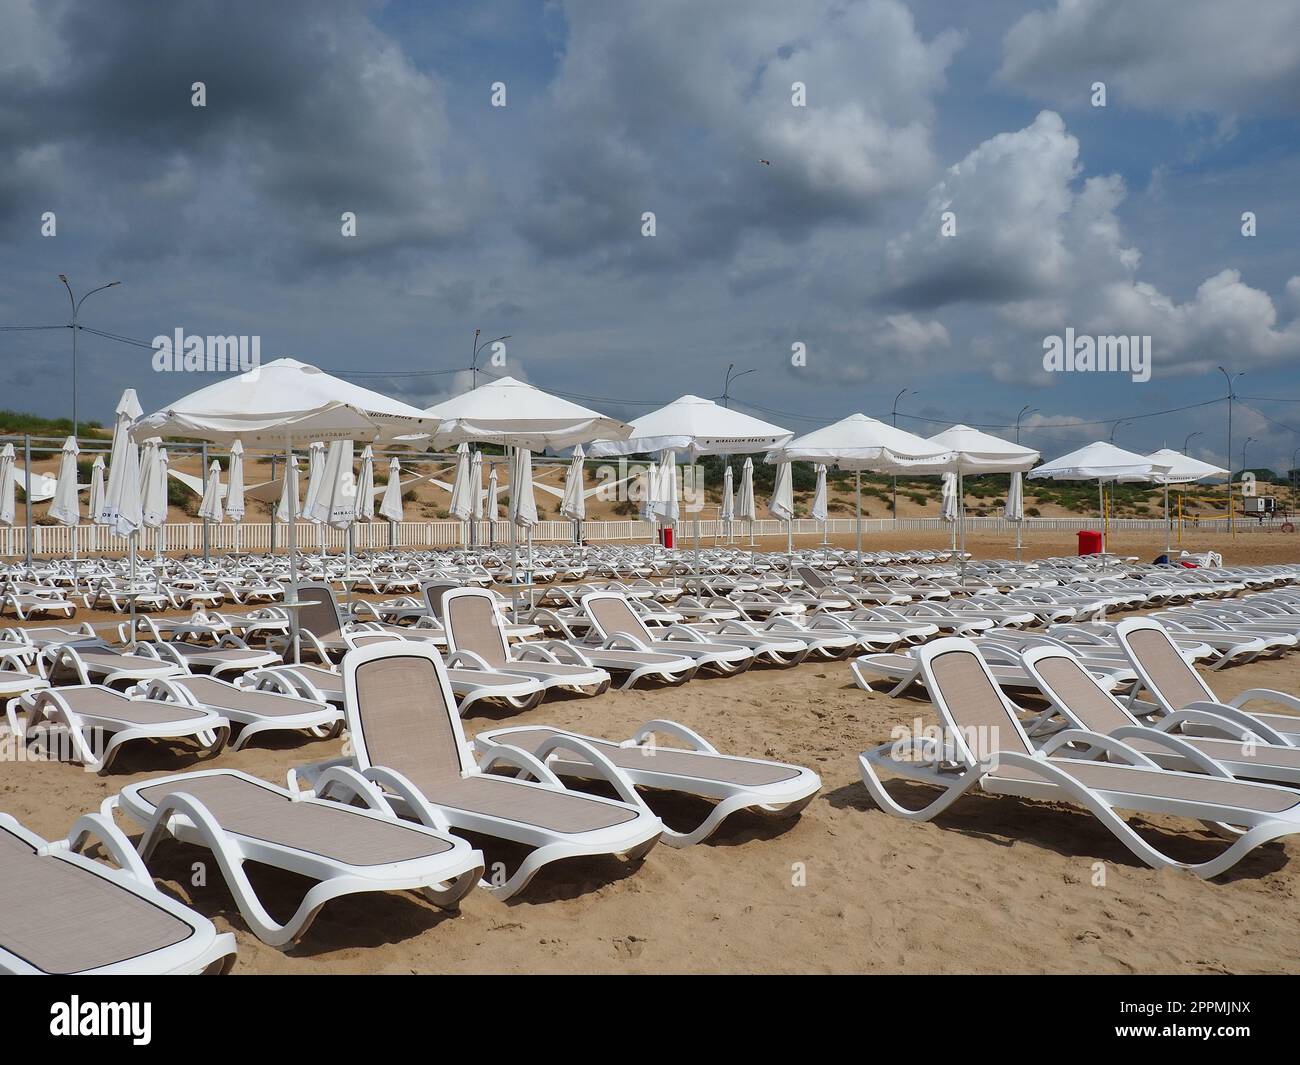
xmin=661 ymin=526 xmax=674 ymax=549
xmin=1077 ymin=530 xmax=1102 ymax=555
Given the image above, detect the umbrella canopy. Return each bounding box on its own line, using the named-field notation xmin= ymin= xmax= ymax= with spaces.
xmin=940 ymin=472 xmax=959 ymax=522
xmin=720 ymin=465 xmax=735 ymax=522
xmin=198 ymin=460 xmax=224 ymax=523
xmin=508 ymin=447 xmax=538 ymax=529
xmin=925 ymin=424 xmax=1040 ymax=474
xmin=810 ymin=464 xmax=828 ymax=522
xmin=275 ymin=455 xmax=300 ymax=523
xmin=0 ymin=444 xmax=15 ymax=528
xmin=88 ymin=455 xmax=105 ymax=523
xmin=1005 ymin=471 xmax=1024 ymax=521
xmin=470 ymin=451 xmax=484 ymax=520
xmin=139 ymin=439 xmax=169 ymax=530
xmin=644 ymin=449 xmax=678 ymax=524
xmin=1029 ymin=442 xmax=1167 ymax=483
xmin=736 ymin=457 xmax=757 ymax=521
xmin=424 ymin=376 xmax=632 ymax=451
xmin=226 ymin=441 xmax=246 ymax=522
xmin=379 ymin=457 xmax=404 ymax=523
xmin=101 ymin=389 xmax=144 ymax=538
xmin=134 ymin=357 xmax=430 ymax=445
xmin=561 ymin=445 xmax=586 ymax=521
xmin=1145 ymin=448 xmax=1229 ymax=484
xmin=356 ymin=446 xmax=375 ymax=521
xmin=769 ymin=460 xmax=794 ymax=521
xmin=308 ymin=439 xmax=357 ymax=529
xmin=448 ymin=443 xmax=475 ymax=521
xmin=769 ymin=413 xmax=953 ymax=472
xmin=47 ymin=436 xmax=81 ymax=527
xmin=587 ymin=395 xmax=790 ymax=457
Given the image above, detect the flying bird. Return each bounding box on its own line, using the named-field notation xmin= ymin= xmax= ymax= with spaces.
xmin=758 ymin=158 xmax=771 ymax=166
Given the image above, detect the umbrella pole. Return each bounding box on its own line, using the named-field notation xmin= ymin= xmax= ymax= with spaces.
xmin=854 ymin=471 xmax=862 ymax=579
xmin=201 ymin=442 xmax=210 ymax=563
xmin=958 ymin=467 xmax=966 ymax=581
xmin=287 ymin=442 xmax=300 ymax=665
xmin=1164 ymin=482 xmax=1171 ymax=557
xmin=128 ymin=533 xmax=137 ymax=649
xmin=22 ymin=434 xmax=32 ymax=570
xmin=1098 ymin=480 xmax=1106 ymax=555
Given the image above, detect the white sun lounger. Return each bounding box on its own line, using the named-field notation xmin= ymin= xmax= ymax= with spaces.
xmin=859 ymin=637 xmax=1300 ymax=878
xmin=112 ymin=768 xmax=483 ymax=947
xmin=0 ymin=812 xmax=235 ymax=974
xmin=292 ymin=642 xmax=662 ymax=900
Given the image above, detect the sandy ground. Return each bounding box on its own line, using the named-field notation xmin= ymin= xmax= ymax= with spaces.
xmin=4 ymin=533 xmax=1300 ymax=974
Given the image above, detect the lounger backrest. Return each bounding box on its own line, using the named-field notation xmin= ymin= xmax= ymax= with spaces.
xmin=347 ymin=648 xmax=467 ymax=784
xmin=1118 ymin=620 xmax=1213 ymax=709
xmin=421 ymin=581 xmax=462 ymax=620
xmin=442 ymin=589 xmax=509 ymax=666
xmin=1025 ymin=649 xmax=1135 ymax=734
xmin=584 ymin=593 xmax=654 ymax=644
xmin=796 ymin=566 xmax=827 ymax=590
xmin=920 ymin=643 xmax=1033 ymax=762
xmin=293 ymin=581 xmax=345 ymax=641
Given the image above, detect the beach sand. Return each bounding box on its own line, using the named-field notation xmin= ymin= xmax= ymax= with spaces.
xmin=5 ymin=533 xmax=1300 ymax=973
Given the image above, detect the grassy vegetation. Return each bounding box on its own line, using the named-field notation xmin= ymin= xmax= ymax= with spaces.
xmin=0 ymin=410 xmax=104 ymax=437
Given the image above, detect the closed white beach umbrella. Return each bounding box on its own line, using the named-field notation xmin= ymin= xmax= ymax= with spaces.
xmin=226 ymin=441 xmax=246 ymax=522
xmin=48 ymin=436 xmax=81 ymax=528
xmin=0 ymin=444 xmax=15 ymax=528
xmin=275 ymin=455 xmax=300 ymax=524
xmin=561 ymin=444 xmax=586 ymax=522
xmin=303 ymin=441 xmax=326 ymax=553
xmin=198 ymin=459 xmax=224 ymax=523
xmin=769 ymin=458 xmax=794 ymax=559
xmin=379 ymin=457 xmax=404 ymax=523
xmin=487 ymin=465 xmax=499 ymax=520
xmin=309 ymin=439 xmax=357 ymax=530
xmin=356 ymin=445 xmax=375 ymax=521
xmin=139 ymin=439 xmax=169 ymax=530
xmin=509 ymin=447 xmax=538 ymax=530
xmin=720 ymin=464 xmax=735 ymax=524
xmin=941 ymin=472 xmax=959 ymax=522
xmin=470 ymin=450 xmax=484 ymax=520
xmin=811 ymin=464 xmax=828 ymax=522
xmin=448 ymin=442 xmax=475 ymax=521
xmin=101 ymin=389 xmax=144 ymax=539
xmin=645 ymin=449 xmax=678 ymax=528
xmin=1005 ymin=470 xmax=1024 ymax=559
xmin=737 ymin=457 xmax=757 ymax=526
xmin=88 ymin=455 xmax=105 ymax=525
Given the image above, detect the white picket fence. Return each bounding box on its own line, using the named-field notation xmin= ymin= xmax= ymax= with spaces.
xmin=1 ymin=514 xmax=1291 ymax=558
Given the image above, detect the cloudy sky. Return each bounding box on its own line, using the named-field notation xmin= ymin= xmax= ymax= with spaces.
xmin=3 ymin=0 xmax=1299 ymax=470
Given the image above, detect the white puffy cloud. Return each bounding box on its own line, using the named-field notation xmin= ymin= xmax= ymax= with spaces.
xmin=999 ymin=0 xmax=1300 ymax=116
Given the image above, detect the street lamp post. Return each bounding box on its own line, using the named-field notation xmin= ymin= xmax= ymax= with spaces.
xmin=1015 ymin=406 xmax=1037 ymax=445
xmin=891 ymin=388 xmax=916 ymax=523
xmin=470 ymin=329 xmax=511 ymax=390
xmin=1183 ymin=431 xmax=1202 ymax=456
xmin=58 ymin=275 xmax=121 ymax=437
xmin=1218 ymin=366 xmax=1245 ymax=536
xmin=1109 ymin=419 xmax=1130 ymax=444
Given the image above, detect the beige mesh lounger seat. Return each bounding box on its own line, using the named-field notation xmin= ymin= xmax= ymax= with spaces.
xmin=292 ymin=643 xmax=662 ymax=900
xmin=475 ymin=722 xmax=820 ymax=847
xmin=581 ymin=592 xmax=754 ymax=676
xmin=442 ymin=588 xmax=611 ymax=700
xmin=1019 ymin=644 xmax=1300 ymax=786
xmin=850 ymin=650 xmax=1124 ymax=699
xmin=1116 ymin=617 xmax=1300 ymax=747
xmin=43 ymin=642 xmax=183 ymax=689
xmin=858 ymin=638 xmax=1300 ymax=878
xmin=0 ymin=653 xmax=48 ymax=703
xmin=112 ymin=768 xmax=483 ymax=947
xmin=0 ymin=812 xmax=235 ymax=975
xmin=130 ymin=674 xmax=342 ymax=751
xmin=10 ymin=685 xmax=229 ymax=774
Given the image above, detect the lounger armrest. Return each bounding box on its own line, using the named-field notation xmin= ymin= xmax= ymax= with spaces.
xmin=600 ymin=632 xmax=654 ymax=653
xmin=1229 ymin=689 xmax=1300 ymax=716
xmin=477 ymin=746 xmax=566 ymax=787
xmin=513 ymin=642 xmax=562 ymax=664
xmin=445 ymin=649 xmax=493 ymax=671
xmin=529 ymin=735 xmax=651 ymax=811
xmin=528 ymin=640 xmax=593 ymax=666
xmin=1038 ymin=729 xmax=1162 ymax=768
xmin=630 ymin=719 xmax=718 ymax=753
xmin=1164 ymin=704 xmax=1292 ymax=747
xmin=1108 ymin=726 xmax=1235 ymax=778
xmin=136 ymin=676 xmax=194 ymax=706
xmin=308 ymin=765 xmax=398 ymax=817
xmin=61 ymin=812 xmax=155 ymax=885
xmin=663 ymin=624 xmax=707 ymax=642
